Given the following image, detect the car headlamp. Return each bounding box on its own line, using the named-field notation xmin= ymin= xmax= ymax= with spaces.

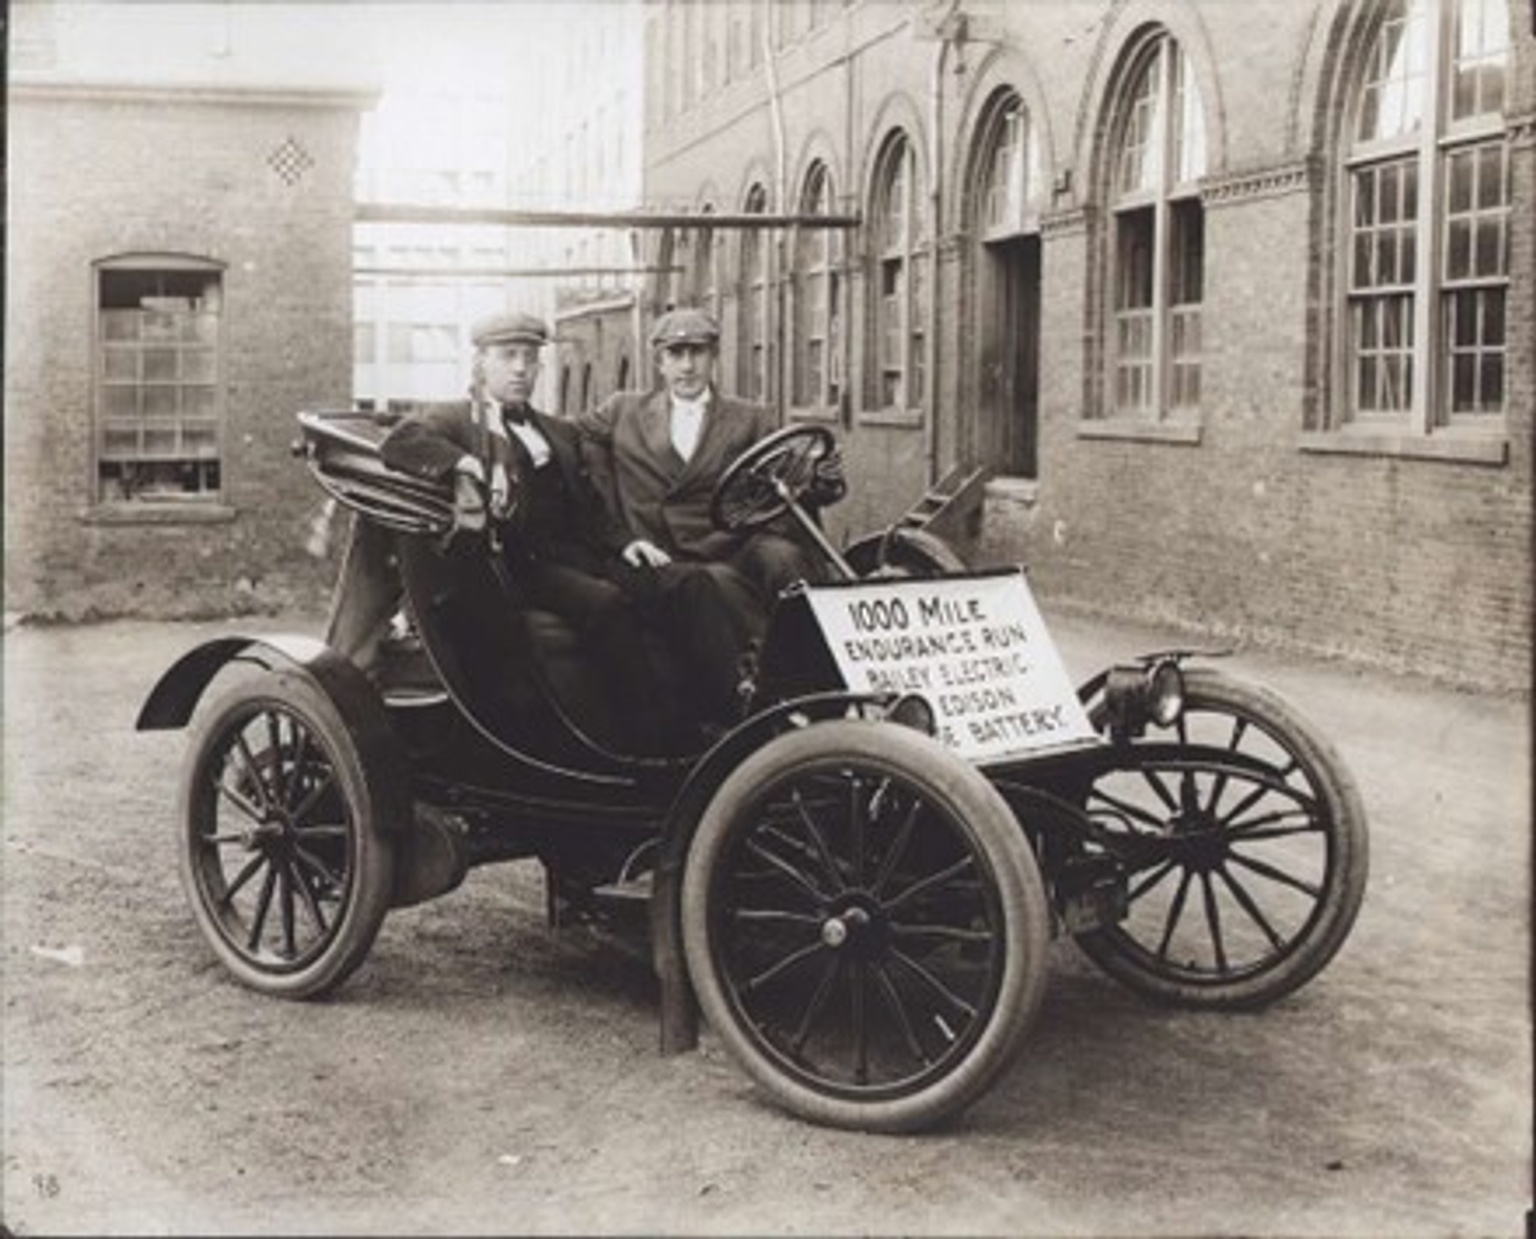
xmin=1102 ymin=659 xmax=1186 ymax=739
xmin=1146 ymin=658 xmax=1185 ymax=727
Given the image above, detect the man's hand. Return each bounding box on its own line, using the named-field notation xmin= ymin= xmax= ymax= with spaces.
xmin=808 ymin=448 xmax=848 ymax=507
xmin=622 ymin=539 xmax=672 ymax=568
xmin=452 ymin=457 xmax=487 ymax=532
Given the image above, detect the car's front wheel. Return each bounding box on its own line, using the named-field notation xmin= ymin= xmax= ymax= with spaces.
xmin=683 ymin=719 xmax=1050 ymax=1132
xmin=1074 ymin=667 xmax=1368 ymax=1008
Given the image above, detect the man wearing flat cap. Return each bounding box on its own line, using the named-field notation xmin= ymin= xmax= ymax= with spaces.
xmin=380 ymin=309 xmax=737 ymax=751
xmin=578 ymin=306 xmax=846 ymax=634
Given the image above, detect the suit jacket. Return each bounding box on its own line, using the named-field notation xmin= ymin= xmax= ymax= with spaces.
xmin=577 ymin=387 xmax=782 ymax=559
xmin=381 ymin=400 xmax=631 ymax=568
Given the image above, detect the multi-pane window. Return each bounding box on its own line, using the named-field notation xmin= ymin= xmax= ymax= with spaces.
xmin=685 ymin=203 xmax=720 ymax=320
xmin=1342 ymin=0 xmax=1510 ymax=430
xmin=1106 ymin=32 xmax=1206 ymax=419
xmin=982 ymin=95 xmax=1040 ymax=236
xmin=870 ymin=133 xmax=927 ymax=413
xmin=793 ymin=162 xmax=843 ymax=409
xmin=740 ymin=184 xmax=771 ymax=401
xmin=96 ymin=260 xmax=222 ymax=504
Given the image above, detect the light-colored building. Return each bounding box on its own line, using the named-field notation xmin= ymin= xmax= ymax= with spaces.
xmin=523 ymin=1 xmax=650 ymax=417
xmin=352 ymin=86 xmax=525 ymax=407
xmin=350 ymin=1 xmax=648 ymax=417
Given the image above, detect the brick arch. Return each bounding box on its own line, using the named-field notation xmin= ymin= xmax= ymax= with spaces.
xmin=726 ymin=164 xmax=774 ymax=274
xmin=854 ymin=90 xmax=931 ymax=213
xmin=732 ymin=159 xmax=775 ymax=212
xmin=1298 ymin=0 xmax=1534 ymax=161
xmin=950 ymin=46 xmax=1056 ymax=231
xmin=1073 ymin=1 xmax=1228 ymax=198
xmin=789 ymin=129 xmax=847 ymax=214
xmin=1297 ymin=0 xmax=1385 ymax=162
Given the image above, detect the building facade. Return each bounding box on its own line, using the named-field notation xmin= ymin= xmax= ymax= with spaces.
xmin=6 ymin=3 xmax=376 ymax=618
xmin=633 ymin=0 xmax=1532 ymax=689
xmin=351 ymin=2 xmax=647 ymax=418
xmin=352 ymin=86 xmax=534 ymax=409
xmin=530 ymin=1 xmax=649 ymax=418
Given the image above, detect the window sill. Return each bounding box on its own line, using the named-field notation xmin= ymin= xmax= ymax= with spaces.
xmin=1076 ymin=420 xmax=1202 ymax=445
xmin=786 ymin=404 xmax=840 ymax=424
xmin=1299 ymin=430 xmax=1508 ymax=466
xmin=84 ymin=503 xmax=238 ymax=526
xmin=857 ymin=406 xmax=924 ymax=429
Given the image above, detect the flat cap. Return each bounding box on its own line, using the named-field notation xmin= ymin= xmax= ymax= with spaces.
xmin=650 ymin=307 xmax=720 ymax=349
xmin=472 ymin=311 xmax=550 ymax=348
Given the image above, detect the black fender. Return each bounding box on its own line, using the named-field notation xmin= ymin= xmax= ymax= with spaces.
xmin=135 ymin=633 xmax=412 ymax=838
xmin=1074 ymin=647 xmax=1234 ymax=706
xmin=649 ymin=691 xmax=888 ymax=1056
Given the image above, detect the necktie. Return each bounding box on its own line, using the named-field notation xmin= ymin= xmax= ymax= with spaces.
xmin=502 ymin=403 xmax=531 ymax=427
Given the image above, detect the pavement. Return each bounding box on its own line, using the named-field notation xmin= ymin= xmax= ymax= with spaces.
xmin=2 ymin=604 xmax=1531 ymax=1237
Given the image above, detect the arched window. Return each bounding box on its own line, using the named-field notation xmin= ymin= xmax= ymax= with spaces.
xmin=980 ymin=91 xmax=1041 ymax=238
xmin=739 ymin=183 xmax=771 ymax=401
xmin=868 ymin=131 xmax=927 ymax=414
xmin=792 ymin=161 xmax=843 ymax=409
xmin=662 ymin=228 xmax=687 ymax=311
xmin=688 ymin=202 xmax=718 ymax=315
xmin=94 ymin=254 xmax=225 ymax=504
xmin=1337 ymin=0 xmax=1510 ymax=436
xmin=1105 ymin=30 xmax=1206 ymax=419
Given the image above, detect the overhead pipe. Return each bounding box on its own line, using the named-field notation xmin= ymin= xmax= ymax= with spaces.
xmin=762 ymin=7 xmax=790 ymax=417
xmin=925 ymin=1 xmax=965 ymax=488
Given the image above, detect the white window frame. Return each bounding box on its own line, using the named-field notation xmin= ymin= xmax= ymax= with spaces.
xmin=94 ymin=255 xmax=225 ymax=508
xmin=792 ymin=161 xmax=843 ymax=414
xmin=867 ymin=133 xmax=927 ymax=421
xmin=1326 ymin=0 xmax=1511 ymax=461
xmin=737 ymin=185 xmax=771 ymax=401
xmin=1100 ymin=31 xmax=1207 ymax=427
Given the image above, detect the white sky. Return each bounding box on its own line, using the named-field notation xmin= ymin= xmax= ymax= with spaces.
xmin=20 ymin=2 xmax=586 ymax=96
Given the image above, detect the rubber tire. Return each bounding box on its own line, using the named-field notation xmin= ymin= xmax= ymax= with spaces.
xmin=178 ymin=670 xmax=396 ymax=999
xmin=1076 ymin=667 xmax=1368 ymax=1009
xmin=682 ymin=719 xmax=1051 ymax=1132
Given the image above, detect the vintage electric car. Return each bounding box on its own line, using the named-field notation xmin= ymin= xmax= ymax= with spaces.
xmin=137 ymin=409 xmax=1369 ymax=1133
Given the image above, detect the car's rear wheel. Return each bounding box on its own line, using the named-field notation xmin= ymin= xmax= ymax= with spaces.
xmin=178 ymin=671 xmax=396 ymax=998
xmin=683 ymin=720 xmax=1050 ymax=1132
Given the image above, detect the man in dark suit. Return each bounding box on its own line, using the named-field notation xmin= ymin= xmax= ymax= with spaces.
xmin=379 ymin=311 xmax=740 ymax=750
xmin=577 ymin=307 xmax=846 ymax=621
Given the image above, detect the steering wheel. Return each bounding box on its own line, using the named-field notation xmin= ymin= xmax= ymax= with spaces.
xmin=710 ymin=423 xmax=837 ymax=533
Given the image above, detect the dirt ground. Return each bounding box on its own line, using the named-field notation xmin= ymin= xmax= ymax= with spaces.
xmin=2 ymin=611 xmax=1531 ymax=1237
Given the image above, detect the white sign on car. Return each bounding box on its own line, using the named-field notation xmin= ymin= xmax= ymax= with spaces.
xmin=804 ymin=570 xmax=1099 ymax=765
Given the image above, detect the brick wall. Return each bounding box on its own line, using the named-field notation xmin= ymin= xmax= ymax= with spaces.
xmin=643 ymin=1 xmax=1531 ymax=691
xmin=976 ymin=10 xmax=1534 ymax=692
xmin=5 ymin=86 xmax=366 ymax=620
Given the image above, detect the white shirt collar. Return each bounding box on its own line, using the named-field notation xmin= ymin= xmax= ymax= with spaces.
xmin=670 ymin=389 xmax=711 ymax=415
xmin=490 ymin=405 xmax=552 ymax=468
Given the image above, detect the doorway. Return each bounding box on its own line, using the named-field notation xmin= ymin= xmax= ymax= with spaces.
xmin=976 ymin=235 xmax=1040 ymax=478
